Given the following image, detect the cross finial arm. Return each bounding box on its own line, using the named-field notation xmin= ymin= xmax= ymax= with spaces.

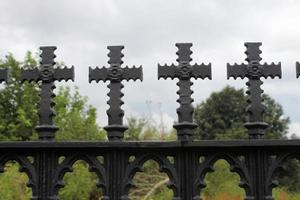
xmin=227 ymin=63 xmax=248 ymax=79
xmin=296 ymin=62 xmax=300 ymax=78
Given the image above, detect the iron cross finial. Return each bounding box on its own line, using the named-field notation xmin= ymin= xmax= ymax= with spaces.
xmin=227 ymin=42 xmax=281 ymax=139
xmin=158 ymin=43 xmax=211 ymax=141
xmin=21 ymin=46 xmax=74 ymax=141
xmin=89 ymin=46 xmax=143 ymax=141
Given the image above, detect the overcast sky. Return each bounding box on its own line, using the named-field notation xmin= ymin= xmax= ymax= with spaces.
xmin=0 ymin=0 xmax=300 ymax=136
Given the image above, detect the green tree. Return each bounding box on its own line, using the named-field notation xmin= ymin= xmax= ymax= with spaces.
xmin=0 ymin=162 xmax=32 ymax=200
xmin=125 ymin=116 xmax=176 ymax=141
xmin=194 ymin=86 xmax=290 ymax=140
xmin=125 ymin=116 xmax=147 ymax=140
xmin=59 ymin=161 xmax=102 ymax=200
xmin=202 ymin=160 xmax=245 ymax=200
xmin=55 ymin=86 xmax=106 ymax=141
xmin=0 ymin=52 xmax=39 ymax=140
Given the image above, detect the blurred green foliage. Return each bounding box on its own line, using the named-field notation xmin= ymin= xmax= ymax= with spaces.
xmin=59 ymin=161 xmax=102 ymax=200
xmin=201 ymin=160 xmax=245 ymax=200
xmin=0 ymin=162 xmax=31 ymax=200
xmin=0 ymin=52 xmax=39 ymax=140
xmin=194 ymin=86 xmax=290 ymax=140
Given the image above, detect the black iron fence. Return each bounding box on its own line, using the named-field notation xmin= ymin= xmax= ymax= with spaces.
xmin=0 ymin=42 xmax=298 ymax=200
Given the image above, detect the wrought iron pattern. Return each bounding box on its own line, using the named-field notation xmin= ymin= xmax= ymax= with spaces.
xmin=89 ymin=46 xmax=142 ymax=141
xmin=20 ymin=46 xmax=74 ymax=141
xmin=227 ymin=42 xmax=281 ymax=139
xmin=0 ymin=43 xmax=298 ymax=200
xmin=158 ymin=43 xmax=211 ymax=141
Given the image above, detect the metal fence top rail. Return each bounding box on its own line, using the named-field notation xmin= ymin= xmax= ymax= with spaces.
xmin=0 ymin=139 xmax=300 ymax=148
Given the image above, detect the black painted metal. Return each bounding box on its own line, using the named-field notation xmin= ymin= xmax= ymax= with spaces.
xmin=0 ymin=68 xmax=8 ymax=83
xmin=0 ymin=43 xmax=298 ymax=200
xmin=296 ymin=61 xmax=300 ymax=78
xmin=21 ymin=46 xmax=74 ymax=141
xmin=227 ymin=42 xmax=281 ymax=139
xmin=158 ymin=43 xmax=211 ymax=141
xmin=89 ymin=46 xmax=142 ymax=141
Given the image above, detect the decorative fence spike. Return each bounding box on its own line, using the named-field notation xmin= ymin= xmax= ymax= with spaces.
xmin=158 ymin=43 xmax=211 ymax=141
xmin=89 ymin=46 xmax=143 ymax=141
xmin=296 ymin=62 xmax=300 ymax=78
xmin=227 ymin=42 xmax=281 ymax=139
xmin=21 ymin=46 xmax=74 ymax=141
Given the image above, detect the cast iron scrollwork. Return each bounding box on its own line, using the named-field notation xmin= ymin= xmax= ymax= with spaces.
xmin=53 ymin=153 xmax=108 ymax=199
xmin=0 ymin=154 xmax=37 ymax=198
xmin=265 ymin=152 xmax=300 ymax=200
xmin=194 ymin=153 xmax=252 ymax=200
xmin=122 ymin=153 xmax=179 ymax=200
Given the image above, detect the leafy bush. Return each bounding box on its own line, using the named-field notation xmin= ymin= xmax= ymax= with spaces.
xmin=59 ymin=161 xmax=101 ymax=200
xmin=0 ymin=162 xmax=31 ymax=200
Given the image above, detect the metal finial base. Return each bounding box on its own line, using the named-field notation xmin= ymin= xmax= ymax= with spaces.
xmin=104 ymin=125 xmax=128 ymax=141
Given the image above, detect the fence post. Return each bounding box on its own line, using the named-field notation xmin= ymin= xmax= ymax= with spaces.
xmin=20 ymin=47 xmax=74 ymax=199
xmin=228 ymin=42 xmax=282 ymax=199
xmin=158 ymin=43 xmax=211 ymax=199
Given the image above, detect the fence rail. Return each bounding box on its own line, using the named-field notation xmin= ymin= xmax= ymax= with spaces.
xmin=0 ymin=42 xmax=298 ymax=200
